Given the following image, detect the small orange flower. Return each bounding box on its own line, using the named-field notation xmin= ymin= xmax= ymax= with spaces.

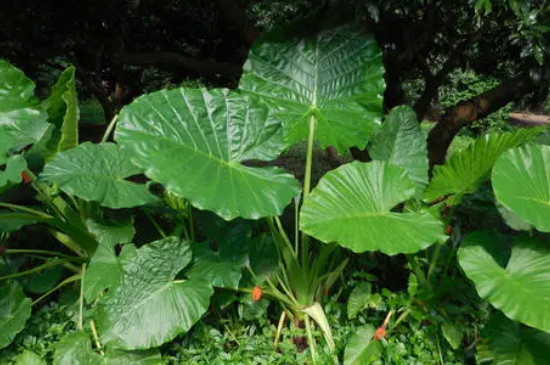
xmin=374 ymin=327 xmax=386 ymax=341
xmin=21 ymin=172 xmax=32 ymax=184
xmin=445 ymin=225 xmax=452 ymax=235
xmin=251 ymin=286 xmax=262 ymax=301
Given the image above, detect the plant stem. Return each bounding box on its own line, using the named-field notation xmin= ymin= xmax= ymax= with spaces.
xmin=187 ymin=204 xmax=195 ymax=242
xmin=304 ymin=316 xmax=317 ymax=364
xmin=427 ymin=244 xmax=441 ymax=280
xmin=0 ymin=202 xmax=53 ymax=219
xmin=101 ymin=114 xmax=119 ymax=143
xmin=0 ymin=259 xmax=70 ymax=281
xmin=5 ymin=249 xmax=69 ymax=258
xmin=274 ymin=311 xmax=286 ymax=347
xmin=32 ymin=274 xmax=80 ymax=306
xmin=300 ymin=114 xmax=317 ymax=268
xmin=90 ymin=320 xmax=104 ymax=355
xmin=78 ymin=264 xmax=86 ymax=331
xmin=143 ymin=210 xmax=166 ymax=238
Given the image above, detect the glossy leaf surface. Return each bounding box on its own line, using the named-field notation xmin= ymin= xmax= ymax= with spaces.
xmin=301 ymin=161 xmax=445 ymax=254
xmin=368 ymin=106 xmax=428 ymax=193
xmin=0 ymin=60 xmax=48 ymax=149
xmin=492 ymin=144 xmax=550 ymax=232
xmin=425 ymin=129 xmax=540 ymax=204
xmin=41 ymin=142 xmax=157 ymax=209
xmin=186 ymin=242 xmax=243 ymax=289
xmin=0 ymin=281 xmax=32 ymax=349
xmin=240 ymin=25 xmax=385 ymax=153
xmin=97 ymin=237 xmax=213 ymax=349
xmin=458 ymin=231 xmax=550 ymax=332
xmin=115 ymin=88 xmax=300 ymax=220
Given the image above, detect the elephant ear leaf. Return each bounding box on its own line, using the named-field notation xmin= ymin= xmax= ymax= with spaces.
xmin=458 ymin=231 xmax=550 ymax=332
xmin=41 ymin=142 xmax=157 ymax=209
xmin=300 ymin=161 xmax=445 ymax=255
xmin=492 ymin=144 xmax=550 ymax=232
xmin=239 ymin=25 xmax=385 ymax=154
xmin=0 ymin=60 xmax=48 ymax=149
xmin=0 ymin=281 xmax=32 ymax=349
xmin=0 ymin=155 xmax=27 ymax=189
xmin=480 ymin=311 xmax=550 ymax=365
xmin=97 ymin=237 xmax=213 ymax=350
xmin=425 ymin=128 xmax=540 ymax=205
xmin=115 ymin=88 xmax=301 ymax=220
xmin=368 ymin=105 xmax=428 ymax=194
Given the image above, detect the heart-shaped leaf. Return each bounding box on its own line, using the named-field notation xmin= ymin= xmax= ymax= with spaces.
xmin=186 ymin=242 xmax=243 ymax=289
xmin=492 ymin=144 xmax=550 ymax=232
xmin=481 ymin=311 xmax=550 ymax=365
xmin=97 ymin=237 xmax=213 ymax=349
xmin=300 ymin=161 xmax=445 ymax=254
xmin=0 ymin=60 xmax=48 ymax=149
xmin=0 ymin=155 xmax=26 ymax=188
xmin=458 ymin=231 xmax=550 ymax=332
xmin=368 ymin=105 xmax=428 ymax=193
xmin=115 ymin=88 xmax=301 ymax=220
xmin=239 ymin=25 xmax=385 ymax=153
xmin=0 ymin=281 xmax=32 ymax=349
xmin=41 ymin=142 xmax=157 ymax=209
xmin=425 ymin=128 xmax=540 ymax=204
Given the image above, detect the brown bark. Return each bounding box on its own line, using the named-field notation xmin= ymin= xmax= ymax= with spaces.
xmin=427 ymin=73 xmax=541 ymax=167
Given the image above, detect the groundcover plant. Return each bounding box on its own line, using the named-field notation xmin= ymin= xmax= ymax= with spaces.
xmin=1 ymin=24 xmax=549 ymax=365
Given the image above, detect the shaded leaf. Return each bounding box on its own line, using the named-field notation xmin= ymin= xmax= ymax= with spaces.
xmin=458 ymin=231 xmax=550 ymax=332
xmin=42 ymin=142 xmax=157 ymax=209
xmin=0 ymin=281 xmax=32 ymax=349
xmin=492 ymin=144 xmax=550 ymax=232
xmin=482 ymin=311 xmax=550 ymax=365
xmin=186 ymin=242 xmax=243 ymax=289
xmin=368 ymin=105 xmax=428 ymax=193
xmin=301 ymin=161 xmax=445 ymax=254
xmin=84 ymin=219 xmax=135 ymax=301
xmin=240 ymin=25 xmax=385 ymax=153
xmin=441 ymin=322 xmax=463 ymax=350
xmin=115 ymin=88 xmax=300 ymax=220
xmin=347 ymin=282 xmax=372 ymax=319
xmin=14 ymin=350 xmax=46 ymax=365
xmin=0 ymin=155 xmax=26 ymax=188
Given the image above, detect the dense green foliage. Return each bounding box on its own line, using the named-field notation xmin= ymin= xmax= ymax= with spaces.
xmin=1 ymin=12 xmax=549 ymax=364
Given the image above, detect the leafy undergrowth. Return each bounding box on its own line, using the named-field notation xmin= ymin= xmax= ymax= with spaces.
xmin=1 ymin=282 xmax=479 ymax=365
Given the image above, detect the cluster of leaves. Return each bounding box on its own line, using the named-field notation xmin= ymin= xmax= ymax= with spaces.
xmin=1 ymin=21 xmax=550 ymax=365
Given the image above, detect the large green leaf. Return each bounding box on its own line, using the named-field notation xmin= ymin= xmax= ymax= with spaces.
xmin=239 ymin=25 xmax=385 ymax=153
xmin=300 ymin=161 xmax=445 ymax=255
xmin=481 ymin=312 xmax=550 ymax=365
xmin=39 ymin=66 xmax=79 ymax=161
xmin=368 ymin=106 xmax=428 ymax=193
xmin=15 ymin=350 xmax=46 ymax=365
xmin=0 ymin=281 xmax=32 ymax=349
xmin=343 ymin=325 xmax=382 ymax=365
xmin=41 ymin=142 xmax=157 ymax=209
xmin=53 ymin=332 xmax=161 ymax=365
xmin=425 ymin=129 xmax=540 ymax=204
xmin=84 ymin=219 xmax=135 ymax=301
xmin=0 ymin=60 xmax=48 ymax=148
xmin=115 ymin=87 xmax=301 ymax=220
xmin=492 ymin=144 xmax=550 ymax=232
xmin=186 ymin=242 xmax=243 ymax=289
xmin=97 ymin=237 xmax=213 ymax=349
xmin=458 ymin=231 xmax=550 ymax=332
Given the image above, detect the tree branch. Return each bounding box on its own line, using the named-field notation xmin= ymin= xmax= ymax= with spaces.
xmin=118 ymin=52 xmax=242 ymax=79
